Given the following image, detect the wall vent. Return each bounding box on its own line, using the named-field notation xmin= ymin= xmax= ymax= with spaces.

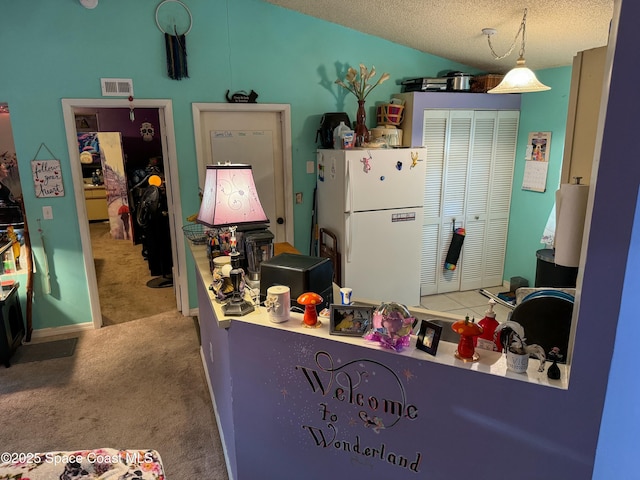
xmin=100 ymin=78 xmax=134 ymax=97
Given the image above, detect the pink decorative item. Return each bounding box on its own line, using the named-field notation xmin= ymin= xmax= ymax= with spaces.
xmin=364 ymin=302 xmax=415 ymax=352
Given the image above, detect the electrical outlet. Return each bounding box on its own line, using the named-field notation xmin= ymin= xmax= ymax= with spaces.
xmin=295 ymin=192 xmax=303 ymax=204
xmin=43 ymin=206 xmax=53 ymax=220
xmin=306 ymin=161 xmax=315 ymax=174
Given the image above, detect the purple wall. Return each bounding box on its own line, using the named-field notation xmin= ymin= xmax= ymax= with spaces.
xmin=592 ymin=0 xmax=640 ymax=476
xmin=225 ymin=320 xmax=595 ymax=479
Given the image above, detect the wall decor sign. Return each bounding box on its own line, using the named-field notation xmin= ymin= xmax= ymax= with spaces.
xmin=522 ymin=131 xmax=552 ymax=193
xmin=31 ymin=143 xmax=64 ymax=198
xmin=295 ymin=350 xmax=423 ymax=473
xmin=32 ymin=159 xmax=64 ymax=198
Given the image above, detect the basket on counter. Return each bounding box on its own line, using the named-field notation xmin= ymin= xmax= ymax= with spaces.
xmin=376 ymin=103 xmax=404 ymax=126
xmin=182 ymin=223 xmax=209 ymax=245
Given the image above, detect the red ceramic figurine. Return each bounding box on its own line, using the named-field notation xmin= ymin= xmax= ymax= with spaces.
xmin=452 ymin=315 xmax=483 ymax=361
xmin=297 ymin=292 xmax=323 ymax=327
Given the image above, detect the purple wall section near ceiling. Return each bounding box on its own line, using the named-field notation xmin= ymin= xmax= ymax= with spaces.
xmin=80 ymin=108 xmax=164 ymax=177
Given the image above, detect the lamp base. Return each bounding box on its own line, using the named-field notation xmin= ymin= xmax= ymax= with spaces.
xmin=222 ymin=298 xmax=255 ymax=316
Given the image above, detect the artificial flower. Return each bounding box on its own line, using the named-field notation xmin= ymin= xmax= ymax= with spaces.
xmin=335 ymin=64 xmax=390 ymax=101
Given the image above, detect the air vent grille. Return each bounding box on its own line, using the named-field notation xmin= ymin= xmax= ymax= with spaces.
xmin=100 ymin=78 xmax=134 ymax=97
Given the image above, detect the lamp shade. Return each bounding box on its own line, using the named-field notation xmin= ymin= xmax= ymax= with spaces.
xmin=488 ymin=59 xmax=551 ymax=94
xmin=196 ymin=164 xmax=269 ymax=228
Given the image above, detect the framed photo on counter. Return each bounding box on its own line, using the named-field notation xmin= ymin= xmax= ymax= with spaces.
xmin=416 ymin=319 xmax=443 ymax=356
xmin=329 ymin=305 xmax=373 ymax=336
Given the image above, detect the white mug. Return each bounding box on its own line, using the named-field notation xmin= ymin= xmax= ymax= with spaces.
xmin=340 ymin=287 xmax=353 ymax=305
xmin=265 ymin=285 xmax=290 ymax=323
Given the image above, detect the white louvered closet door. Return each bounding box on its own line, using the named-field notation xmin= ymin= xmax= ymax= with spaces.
xmin=420 ymin=108 xmax=519 ymax=295
xmin=483 ymin=110 xmax=519 ymax=287
xmin=420 ymin=111 xmax=447 ymax=295
xmin=460 ymin=111 xmax=496 ymax=291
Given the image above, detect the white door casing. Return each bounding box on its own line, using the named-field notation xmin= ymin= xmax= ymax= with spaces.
xmin=192 ymin=103 xmax=293 ymax=244
xmin=62 ymin=98 xmax=187 ymax=328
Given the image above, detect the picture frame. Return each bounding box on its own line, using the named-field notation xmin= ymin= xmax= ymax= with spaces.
xmin=416 ymin=319 xmax=443 ymax=356
xmin=329 ymin=304 xmax=373 ymax=336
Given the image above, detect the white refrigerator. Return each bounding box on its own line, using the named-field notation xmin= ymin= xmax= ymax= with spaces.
xmin=316 ymin=148 xmax=427 ymax=307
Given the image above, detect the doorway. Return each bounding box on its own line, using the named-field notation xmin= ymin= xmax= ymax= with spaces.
xmin=192 ymin=103 xmax=294 ymax=244
xmin=62 ymin=98 xmax=187 ymax=329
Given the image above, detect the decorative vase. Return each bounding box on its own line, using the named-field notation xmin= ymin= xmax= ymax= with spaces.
xmin=355 ymin=99 xmax=369 ymax=147
xmin=506 ymin=350 xmax=529 ymax=373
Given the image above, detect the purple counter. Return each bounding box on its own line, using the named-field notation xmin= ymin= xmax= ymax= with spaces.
xmin=191 ymin=244 xmax=603 ymax=480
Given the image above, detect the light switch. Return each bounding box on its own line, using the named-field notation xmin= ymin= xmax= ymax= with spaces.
xmin=306 ymin=161 xmax=315 ymax=174
xmin=43 ymin=206 xmax=53 ymax=220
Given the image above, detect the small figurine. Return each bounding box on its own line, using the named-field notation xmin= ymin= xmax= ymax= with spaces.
xmin=547 ymin=347 xmax=563 ymax=380
xmin=361 ymin=156 xmax=371 ymax=173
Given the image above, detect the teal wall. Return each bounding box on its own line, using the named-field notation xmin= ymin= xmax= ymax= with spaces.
xmin=503 ymin=67 xmax=573 ymax=285
xmin=0 ymin=0 xmax=570 ymax=329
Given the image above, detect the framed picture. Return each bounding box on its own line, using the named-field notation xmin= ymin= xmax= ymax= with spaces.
xmin=416 ymin=319 xmax=443 ymax=356
xmin=75 ymin=114 xmax=99 ymax=132
xmin=329 ymin=304 xmax=373 ymax=336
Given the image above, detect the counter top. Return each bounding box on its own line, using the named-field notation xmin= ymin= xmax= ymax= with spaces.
xmin=189 ymin=242 xmax=568 ymax=389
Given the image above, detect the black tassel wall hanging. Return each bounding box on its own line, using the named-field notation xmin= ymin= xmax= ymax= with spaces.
xmin=165 ymin=30 xmax=189 ymax=80
xmin=156 ymin=0 xmax=192 ymax=81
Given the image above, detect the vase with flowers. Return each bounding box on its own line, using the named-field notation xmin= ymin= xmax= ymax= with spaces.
xmin=336 ymin=64 xmax=390 ymax=147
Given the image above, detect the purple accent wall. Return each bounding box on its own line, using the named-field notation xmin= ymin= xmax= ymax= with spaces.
xmin=396 ymin=92 xmax=521 ymax=149
xmin=217 ymin=318 xmax=595 ymax=479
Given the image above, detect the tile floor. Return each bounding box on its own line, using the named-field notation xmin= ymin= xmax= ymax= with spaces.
xmin=419 ymin=285 xmax=513 ymax=323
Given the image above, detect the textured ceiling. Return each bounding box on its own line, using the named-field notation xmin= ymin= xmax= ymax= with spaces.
xmin=263 ymin=0 xmax=614 ymax=73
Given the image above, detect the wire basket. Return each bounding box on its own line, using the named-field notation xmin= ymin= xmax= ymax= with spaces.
xmin=182 ymin=223 xmax=208 ymax=245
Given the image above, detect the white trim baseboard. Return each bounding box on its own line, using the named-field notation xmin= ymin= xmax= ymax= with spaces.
xmin=29 ymin=322 xmax=94 ymax=341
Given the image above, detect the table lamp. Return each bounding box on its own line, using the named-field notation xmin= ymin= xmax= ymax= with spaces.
xmin=196 ymin=163 xmax=269 ymax=316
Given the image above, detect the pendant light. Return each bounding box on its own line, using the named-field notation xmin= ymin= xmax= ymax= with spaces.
xmin=483 ymin=8 xmax=551 ymax=94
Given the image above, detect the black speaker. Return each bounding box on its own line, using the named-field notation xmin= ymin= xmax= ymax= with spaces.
xmin=260 ymin=254 xmax=333 ymax=311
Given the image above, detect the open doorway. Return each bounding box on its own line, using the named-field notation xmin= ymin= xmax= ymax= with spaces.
xmin=62 ymin=99 xmax=188 ymax=329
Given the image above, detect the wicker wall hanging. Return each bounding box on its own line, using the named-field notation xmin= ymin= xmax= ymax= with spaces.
xmin=155 ymin=0 xmax=193 ymax=80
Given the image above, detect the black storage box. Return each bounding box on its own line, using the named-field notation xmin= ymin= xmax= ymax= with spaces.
xmin=260 ymin=253 xmax=333 ymax=311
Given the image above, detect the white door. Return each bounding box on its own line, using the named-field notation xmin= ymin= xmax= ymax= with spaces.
xmin=192 ymin=104 xmax=293 ymax=244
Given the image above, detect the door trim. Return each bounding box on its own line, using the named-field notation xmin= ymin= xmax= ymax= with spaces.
xmin=192 ymin=103 xmax=294 ymax=244
xmin=61 ymin=98 xmax=187 ymax=329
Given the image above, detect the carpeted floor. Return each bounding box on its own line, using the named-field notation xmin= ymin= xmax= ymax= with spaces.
xmin=90 ymin=221 xmax=177 ymax=325
xmin=0 ymin=311 xmax=229 ymax=479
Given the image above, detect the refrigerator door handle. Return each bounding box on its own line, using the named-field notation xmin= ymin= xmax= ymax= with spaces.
xmin=346 ymin=157 xmax=352 ymax=213
xmin=346 ymin=212 xmax=352 ymax=263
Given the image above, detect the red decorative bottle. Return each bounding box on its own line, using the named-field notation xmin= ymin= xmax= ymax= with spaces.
xmin=476 ymin=299 xmax=502 ymax=352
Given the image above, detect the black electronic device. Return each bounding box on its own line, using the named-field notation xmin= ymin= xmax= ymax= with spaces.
xmin=315 ymin=112 xmax=351 ymax=149
xmin=260 ymin=253 xmax=333 ymax=311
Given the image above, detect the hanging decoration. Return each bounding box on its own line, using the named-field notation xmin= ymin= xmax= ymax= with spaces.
xmin=128 ymin=96 xmax=135 ymax=122
xmin=140 ymin=122 xmax=155 ymax=142
xmin=155 ymin=0 xmax=192 ymax=80
xmin=444 ymin=221 xmax=465 ymax=271
xmin=31 ymin=143 xmax=64 ymax=198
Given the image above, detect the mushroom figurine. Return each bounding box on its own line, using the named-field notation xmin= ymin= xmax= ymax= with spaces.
xmin=297 ymin=292 xmax=323 ymax=327
xmin=452 ymin=315 xmax=484 ymax=361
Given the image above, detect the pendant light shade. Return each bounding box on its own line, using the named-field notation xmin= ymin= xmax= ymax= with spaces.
xmin=483 ymin=8 xmax=551 ymax=94
xmin=488 ymin=58 xmax=551 ymax=94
